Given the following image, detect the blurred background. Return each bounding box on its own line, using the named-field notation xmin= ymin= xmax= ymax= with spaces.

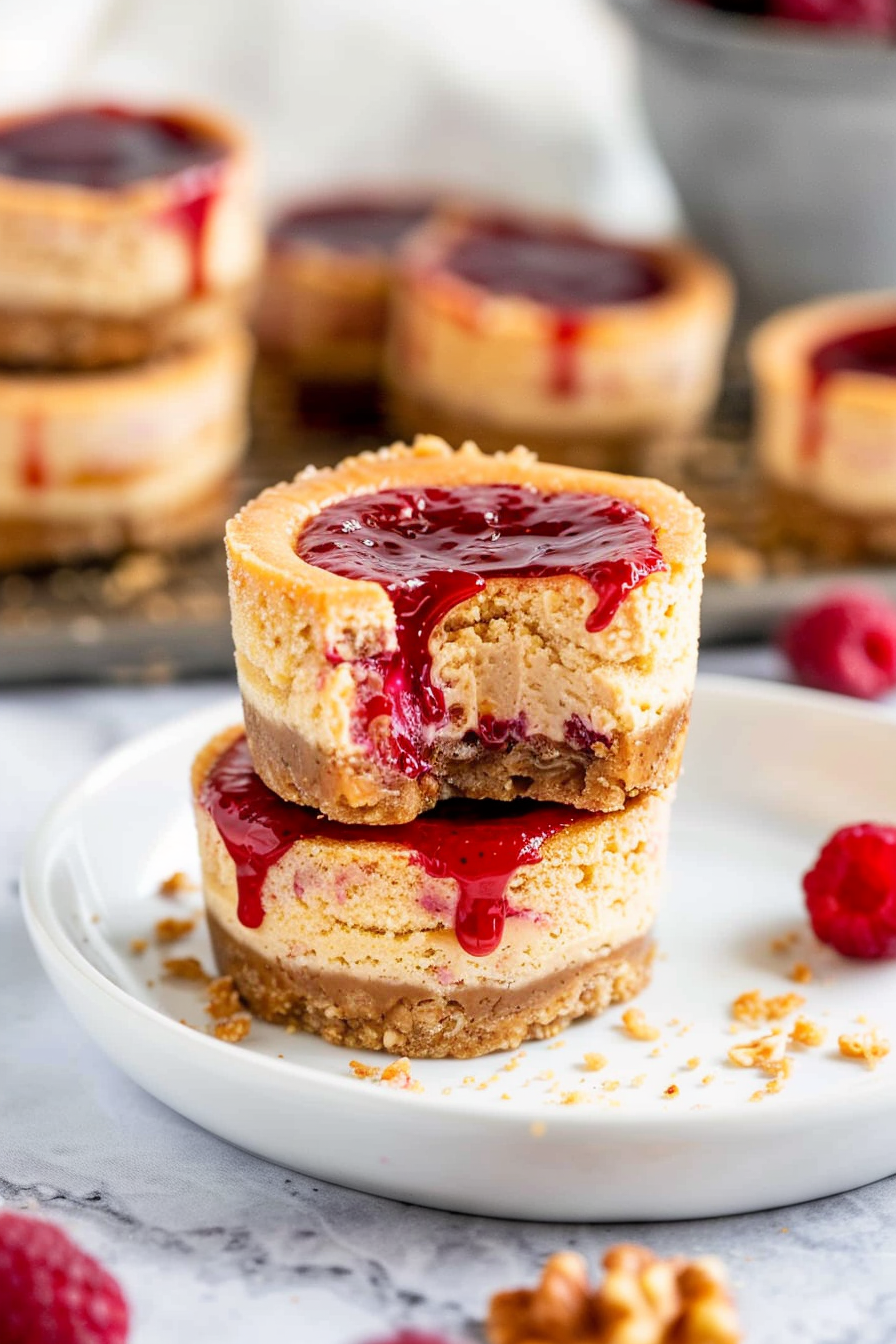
xmin=0 ymin=0 xmax=678 ymax=234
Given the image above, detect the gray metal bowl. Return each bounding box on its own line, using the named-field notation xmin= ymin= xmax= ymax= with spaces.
xmin=615 ymin=0 xmax=896 ymax=320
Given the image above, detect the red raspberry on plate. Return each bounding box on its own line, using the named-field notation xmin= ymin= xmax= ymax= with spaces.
xmin=770 ymin=0 xmax=894 ymax=31
xmin=804 ymin=823 xmax=896 ymax=958
xmin=780 ymin=588 xmax=896 ymax=699
xmin=0 ymin=1211 xmax=129 ymax=1344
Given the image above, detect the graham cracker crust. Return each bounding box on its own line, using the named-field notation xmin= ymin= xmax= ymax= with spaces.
xmin=386 ymin=385 xmax=692 ymax=476
xmin=0 ymin=475 xmax=235 ymax=571
xmin=0 ymin=284 xmax=253 ymax=369
xmin=242 ymin=695 xmax=690 ymax=825
xmin=207 ymin=911 xmax=654 ymax=1058
xmin=765 ymin=484 xmax=896 ymax=563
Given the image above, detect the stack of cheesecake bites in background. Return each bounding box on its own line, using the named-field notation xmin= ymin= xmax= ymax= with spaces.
xmin=193 ymin=436 xmax=706 ymax=1060
xmin=0 ymin=103 xmax=261 ymax=570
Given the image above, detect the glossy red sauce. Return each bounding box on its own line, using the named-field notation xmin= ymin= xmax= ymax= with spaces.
xmin=201 ymin=734 xmax=584 ymax=956
xmin=804 ymin=321 xmax=896 ymax=460
xmin=297 ymin=483 xmax=664 ymax=779
xmin=270 ymin=199 xmax=430 ymax=255
xmin=20 ymin=414 xmax=46 ymax=489
xmin=0 ymin=106 xmax=228 ymax=295
xmin=442 ymin=218 xmax=665 ymax=398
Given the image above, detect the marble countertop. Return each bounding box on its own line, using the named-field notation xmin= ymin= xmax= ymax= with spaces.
xmin=3 ymin=649 xmax=895 ymax=1343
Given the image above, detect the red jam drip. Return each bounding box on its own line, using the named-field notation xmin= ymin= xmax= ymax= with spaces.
xmin=0 ymin=107 xmax=227 ymax=296
xmin=297 ymin=483 xmax=665 ymax=779
xmin=444 ymin=219 xmax=665 ymax=400
xmin=271 ymin=199 xmax=430 ymax=255
xmin=20 ymin=414 xmax=46 ymax=489
xmin=804 ymin=321 xmax=896 ymax=460
xmin=201 ymin=734 xmax=583 ymax=956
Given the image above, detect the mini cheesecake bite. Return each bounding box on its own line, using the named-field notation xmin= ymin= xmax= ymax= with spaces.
xmin=0 ymin=328 xmax=252 ymax=568
xmin=385 ymin=211 xmax=733 ymax=472
xmin=752 ymin=295 xmax=896 ymax=560
xmin=0 ymin=103 xmax=261 ymax=368
xmin=257 ymin=192 xmax=433 ymax=385
xmin=227 ymin=436 xmax=704 ymax=824
xmin=193 ymin=727 xmax=665 ymax=1057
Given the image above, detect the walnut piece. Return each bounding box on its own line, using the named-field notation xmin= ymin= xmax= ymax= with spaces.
xmin=486 ymin=1246 xmax=741 ymax=1344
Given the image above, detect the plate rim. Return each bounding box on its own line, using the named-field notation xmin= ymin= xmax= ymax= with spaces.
xmin=20 ymin=672 xmax=896 ymax=1136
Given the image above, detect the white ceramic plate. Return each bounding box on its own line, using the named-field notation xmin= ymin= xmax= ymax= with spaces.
xmin=21 ymin=675 xmax=896 ymax=1221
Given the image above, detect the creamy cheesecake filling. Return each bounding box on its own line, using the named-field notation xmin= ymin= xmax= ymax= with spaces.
xmin=199 ymin=731 xmax=615 ymax=957
xmin=295 ymin=482 xmax=666 ymax=782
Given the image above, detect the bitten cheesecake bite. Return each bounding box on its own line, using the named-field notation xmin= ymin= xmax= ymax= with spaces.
xmin=752 ymin=294 xmax=896 ymax=560
xmin=0 ymin=328 xmax=252 ymax=568
xmin=385 ymin=211 xmax=733 ymax=472
xmin=193 ymin=727 xmax=665 ymax=1057
xmin=0 ymin=103 xmax=261 ymax=368
xmin=227 ymin=436 xmax=704 ymax=824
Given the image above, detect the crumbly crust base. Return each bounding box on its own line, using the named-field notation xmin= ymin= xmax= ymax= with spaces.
xmin=0 ymin=284 xmax=254 ymax=369
xmin=0 ymin=475 xmax=234 ymax=570
xmin=207 ymin=910 xmax=654 ymax=1058
xmin=765 ymin=484 xmax=896 ymax=562
xmin=386 ymin=385 xmax=692 ymax=475
xmin=242 ymin=695 xmax=690 ymax=824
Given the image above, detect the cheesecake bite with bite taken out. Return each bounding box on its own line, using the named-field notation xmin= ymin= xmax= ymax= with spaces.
xmin=227 ymin=436 xmax=704 ymax=825
xmin=193 ymin=726 xmax=666 ymax=1057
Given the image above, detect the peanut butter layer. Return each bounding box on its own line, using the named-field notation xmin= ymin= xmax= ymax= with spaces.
xmin=243 ymin=693 xmax=690 ymax=824
xmin=208 ymin=912 xmax=654 ymax=1058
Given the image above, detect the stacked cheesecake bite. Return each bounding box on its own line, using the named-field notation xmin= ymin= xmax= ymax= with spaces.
xmin=193 ymin=437 xmax=705 ymax=1058
xmin=0 ymin=102 xmax=261 ymax=568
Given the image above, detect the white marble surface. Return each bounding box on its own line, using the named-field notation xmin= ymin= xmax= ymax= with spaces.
xmin=3 ymin=649 xmax=896 ymax=1343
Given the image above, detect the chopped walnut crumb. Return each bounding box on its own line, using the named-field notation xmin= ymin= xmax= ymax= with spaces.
xmin=791 ymin=1017 xmax=826 ymax=1048
xmin=212 ymin=1014 xmax=251 ymax=1044
xmin=731 ymin=989 xmax=805 ymax=1024
xmin=790 ymin=962 xmax=813 ymax=985
xmin=686 ymin=1057 xmax=701 ymax=1070
xmin=349 ymin=1060 xmax=379 ymax=1079
xmin=602 ymin=1080 xmax=620 ymax=1093
xmin=486 ymin=1245 xmax=741 ymax=1344
xmin=129 ymin=938 xmax=148 ymax=956
xmin=158 ymin=870 xmax=197 ymax=897
xmin=728 ymin=1031 xmax=789 ymax=1076
xmin=561 ymin=1091 xmax=589 ymax=1106
xmin=621 ymin=1008 xmax=661 ymax=1042
xmin=701 ymin=1074 xmax=715 ymax=1086
xmin=630 ymin=1074 xmax=647 ymax=1089
xmin=162 ymin=956 xmax=210 ymax=983
xmin=154 ymin=916 xmax=196 ymax=945
xmin=663 ymin=1084 xmax=680 ymax=1099
xmin=839 ymin=1029 xmax=890 ymax=1069
xmin=205 ymin=976 xmax=242 ymax=1019
xmin=582 ymin=1052 xmax=607 ymax=1073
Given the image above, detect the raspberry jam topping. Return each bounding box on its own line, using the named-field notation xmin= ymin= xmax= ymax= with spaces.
xmin=445 ymin=219 xmax=666 ymax=309
xmin=0 ymin=106 xmax=228 ymax=295
xmin=804 ymin=321 xmax=896 ymax=458
xmin=297 ymin=483 xmax=664 ymax=778
xmin=201 ymin=734 xmax=583 ymax=955
xmin=804 ymin=823 xmax=896 ymax=959
xmin=440 ymin=219 xmax=665 ymax=399
xmin=271 ymin=199 xmax=430 ymax=255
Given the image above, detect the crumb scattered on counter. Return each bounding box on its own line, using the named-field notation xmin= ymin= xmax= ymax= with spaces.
xmin=158 ymin=870 xmax=198 ymax=897
xmin=154 ymin=916 xmax=196 ymax=945
xmin=621 ymin=1008 xmax=661 ymax=1042
xmin=839 ymin=1029 xmax=890 ymax=1069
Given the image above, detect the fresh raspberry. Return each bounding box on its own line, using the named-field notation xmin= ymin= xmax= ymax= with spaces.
xmin=0 ymin=1212 xmax=129 ymax=1344
xmin=769 ymin=0 xmax=895 ymax=33
xmin=780 ymin=588 xmax=896 ymax=699
xmin=804 ymin=824 xmax=896 ymax=958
